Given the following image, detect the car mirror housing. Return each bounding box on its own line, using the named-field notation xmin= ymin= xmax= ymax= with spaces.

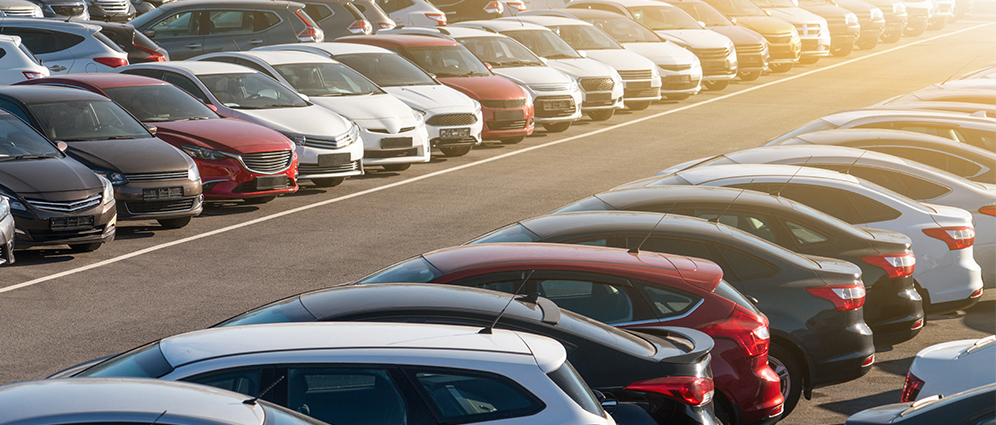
xmin=144 ymin=124 xmax=157 ymax=136
xmin=55 ymin=141 xmax=68 ymax=152
xmin=143 ymin=29 xmax=155 ymax=38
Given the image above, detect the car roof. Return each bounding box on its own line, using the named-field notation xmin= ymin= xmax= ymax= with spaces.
xmin=0 ymin=34 xmax=20 ymax=44
xmin=155 ymin=0 xmax=305 ymax=9
xmin=0 ymin=17 xmax=99 ymax=33
xmin=21 ymin=73 xmax=170 ymax=90
xmin=205 ymin=50 xmax=339 ymax=66
xmin=790 ymin=128 xmax=978 ymax=146
xmin=0 ymin=85 xmax=112 ymax=104
xmin=0 ymin=378 xmax=265 ymax=424
xmin=570 ymin=0 xmax=675 ymax=8
xmin=722 ymin=145 xmax=908 ymax=166
xmin=125 ymin=60 xmax=259 ymax=75
xmin=595 ymin=185 xmax=803 ymax=212
xmin=457 ymin=19 xmax=552 ymax=32
xmin=338 ymin=34 xmax=461 ymax=47
xmin=673 ymin=163 xmax=861 ymax=185
xmin=820 ymin=108 xmax=995 ymax=126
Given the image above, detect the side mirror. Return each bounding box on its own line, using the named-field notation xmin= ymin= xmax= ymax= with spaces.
xmin=143 ymin=29 xmax=155 ymax=38
xmin=697 ymin=20 xmax=707 ymax=28
xmin=730 ymin=16 xmax=737 ymax=24
xmin=205 ymin=103 xmax=218 ymax=112
xmin=56 ymin=141 xmax=68 ymax=152
xmin=592 ymin=390 xmax=618 ymax=414
xmin=484 ymin=62 xmax=493 ymax=71
xmin=144 ymin=124 xmax=157 ymax=136
xmin=577 ymin=50 xmax=587 ymax=58
xmin=764 ymin=8 xmax=772 ymax=15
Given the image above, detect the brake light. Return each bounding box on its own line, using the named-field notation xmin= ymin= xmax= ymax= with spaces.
xmin=348 ymin=20 xmax=373 ymax=34
xmin=861 ymin=253 xmax=915 ymax=278
xmin=506 ymin=0 xmax=526 ymax=11
xmin=424 ymin=12 xmax=447 ymax=25
xmin=133 ymin=43 xmax=166 ymax=62
xmin=862 ymin=353 xmax=875 ymax=367
xmin=980 ymin=205 xmax=996 ymax=217
xmin=806 ymin=284 xmax=866 ymax=311
xmin=93 ymin=57 xmax=128 ymax=68
xmin=701 ymin=307 xmax=769 ymax=358
xmin=922 ymin=226 xmax=974 ymax=250
xmin=910 ymin=318 xmax=923 ymax=330
xmin=484 ymin=0 xmax=504 ymax=14
xmin=625 ymin=376 xmax=715 ymax=406
xmin=900 ymin=371 xmax=924 ymax=402
xmin=970 ymin=288 xmax=983 ymax=298
xmin=22 ymin=71 xmax=44 ymax=79
xmin=294 ymin=10 xmax=325 ymax=42
xmin=378 ymin=22 xmax=396 ymax=30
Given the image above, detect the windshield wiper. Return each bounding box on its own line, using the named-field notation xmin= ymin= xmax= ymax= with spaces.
xmin=13 ymin=154 xmax=56 ymax=160
xmin=546 ymin=54 xmax=578 ymax=59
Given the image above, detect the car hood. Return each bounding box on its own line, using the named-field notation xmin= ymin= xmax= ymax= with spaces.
xmin=155 ymin=118 xmax=294 ymax=154
xmin=767 ymin=7 xmax=826 ymax=24
xmin=546 ymin=57 xmax=617 ymax=79
xmin=308 ymin=93 xmax=418 ymax=131
xmin=0 ymin=157 xmax=102 ymax=200
xmin=706 ymin=25 xmax=766 ymax=44
xmin=437 ymin=75 xmax=526 ymax=101
xmin=581 ymin=49 xmax=657 ymax=72
xmin=494 ymin=66 xmax=572 ymax=87
xmin=383 ymin=85 xmax=477 ymax=112
xmin=66 ymin=137 xmax=191 ymax=174
xmin=231 ymin=105 xmax=352 ymax=137
xmin=734 ymin=16 xmax=800 ymax=34
xmin=656 ymin=29 xmax=733 ymax=49
xmin=622 ymin=42 xmax=698 ymax=65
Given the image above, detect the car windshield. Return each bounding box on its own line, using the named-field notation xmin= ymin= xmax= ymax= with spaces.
xmin=752 ymin=0 xmax=797 ymax=7
xmin=502 ymin=29 xmax=582 ymax=59
xmin=272 ymin=62 xmax=385 ymax=97
xmin=672 ymin=2 xmax=735 ymax=26
xmin=334 ymin=52 xmax=438 ymax=87
xmin=357 ymin=256 xmax=444 ymax=283
xmin=76 ymin=341 xmax=174 ymax=378
xmin=28 ymin=100 xmax=151 ymax=142
xmin=103 ymin=85 xmax=219 ymax=122
xmin=0 ymin=115 xmax=61 ymax=160
xmin=549 ymin=24 xmax=623 ymax=50
xmin=587 ymin=17 xmax=663 ymax=43
xmin=705 ymin=0 xmax=768 ymax=16
xmin=405 ymin=46 xmax=493 ymax=78
xmin=458 ymin=36 xmax=545 ymax=68
xmin=197 ymin=72 xmax=309 ymax=109
xmin=628 ymin=5 xmax=704 ymax=30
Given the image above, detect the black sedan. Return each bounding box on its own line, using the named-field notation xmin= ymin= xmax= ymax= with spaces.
xmin=846 ymin=383 xmax=995 ymax=424
xmin=0 ymin=86 xmax=202 ymax=229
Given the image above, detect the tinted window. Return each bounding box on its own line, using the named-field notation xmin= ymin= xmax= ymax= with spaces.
xmin=714 ymin=279 xmax=761 ymax=314
xmin=206 ymin=10 xmax=272 ymax=35
xmin=0 ymin=48 xmax=5 ymax=60
xmin=969 ymin=411 xmax=996 ymax=425
xmin=28 ymin=100 xmax=150 ymax=141
xmin=236 ymin=58 xmax=277 ymax=78
xmin=843 ymin=191 xmax=902 ymax=223
xmin=273 ymin=62 xmax=383 ymax=96
xmin=150 ymin=11 xmax=202 ymax=37
xmin=93 ymin=31 xmax=125 ymax=53
xmin=104 ymin=84 xmax=217 ymax=122
xmin=468 ymin=224 xmax=541 ymax=244
xmin=640 ymin=284 xmax=700 ymax=319
xmin=304 ymin=3 xmax=334 ymax=21
xmin=260 ymin=401 xmax=332 ymax=425
xmin=215 ymin=297 xmax=317 ymax=327
xmin=198 ymin=72 xmax=308 ymax=109
xmin=121 ymin=68 xmax=164 ymax=79
xmin=407 ymin=367 xmax=545 ymax=423
xmin=546 ymin=362 xmax=604 ymax=417
xmin=714 ymin=245 xmax=779 ymax=281
xmin=848 ymin=165 xmax=950 ymax=200
xmin=784 ymin=220 xmax=830 ymax=245
xmin=161 ymin=71 xmax=210 ymax=103
xmin=287 ymin=368 xmax=407 ymax=425
xmin=76 ymin=342 xmax=173 ymax=378
xmin=0 ymin=99 xmax=31 ymax=123
xmin=4 ymin=28 xmax=83 ymax=54
xmin=335 ymin=53 xmax=436 ymax=87
xmin=185 ymin=368 xmax=263 ymax=396
xmin=406 ymin=46 xmax=493 ymax=78
xmin=536 ymin=279 xmax=635 ymax=324
xmin=358 ymin=256 xmax=444 ymax=283
xmin=869 ymin=146 xmax=983 ymax=178
xmin=692 ymin=210 xmax=777 ymax=243
xmin=635 ymin=237 xmax=712 ymax=259
xmin=0 ymin=114 xmax=61 ymax=158
xmin=754 ymin=184 xmax=857 ymax=223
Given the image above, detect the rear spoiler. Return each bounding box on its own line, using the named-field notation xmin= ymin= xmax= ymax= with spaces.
xmin=627 ymin=326 xmax=714 ymax=364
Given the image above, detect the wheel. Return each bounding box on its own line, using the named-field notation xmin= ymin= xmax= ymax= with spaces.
xmin=158 ymin=217 xmax=191 ymax=229
xmin=770 ymin=62 xmax=793 ymax=73
xmin=768 ymin=344 xmax=803 ymax=417
xmin=881 ymin=31 xmax=902 ymax=43
xmin=738 ymin=70 xmax=761 ymax=81
xmin=381 ymin=163 xmax=411 ymax=172
xmin=798 ymin=56 xmax=820 ymax=65
xmin=69 ymin=242 xmax=102 ymax=252
xmin=856 ymin=37 xmax=879 ymax=50
xmin=904 ymin=22 xmax=926 ymax=37
xmin=831 ymin=41 xmax=854 ymax=57
xmin=586 ymin=109 xmax=615 ymax=121
xmin=703 ymin=80 xmax=729 ymax=91
xmin=663 ymin=93 xmax=692 ymax=101
xmin=439 ymin=145 xmax=472 ymax=157
xmin=500 ymin=136 xmax=525 ymax=144
xmin=542 ymin=122 xmax=572 ymax=133
xmin=243 ymin=195 xmax=276 ymax=205
xmin=626 ymin=100 xmax=652 ymax=111
xmin=311 ymin=177 xmax=345 ymax=187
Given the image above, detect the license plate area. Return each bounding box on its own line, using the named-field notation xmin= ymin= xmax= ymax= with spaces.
xmin=143 ymin=187 xmax=183 ymax=201
xmin=318 ymin=153 xmax=351 ymax=167
xmin=381 ymin=137 xmax=414 ymax=149
xmin=542 ymin=100 xmax=573 ymax=111
xmin=440 ymin=128 xmax=471 ymax=138
xmin=666 ymin=75 xmax=692 ymax=83
xmin=255 ymin=175 xmax=289 ymax=190
xmin=626 ymin=81 xmax=652 ymax=89
xmin=494 ymin=110 xmax=523 ymax=121
xmin=50 ymin=215 xmax=94 ymax=231
xmin=586 ymin=93 xmax=612 ymax=102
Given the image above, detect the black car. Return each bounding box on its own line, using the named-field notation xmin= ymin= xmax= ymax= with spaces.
xmin=85 ymin=21 xmax=170 ymax=64
xmin=301 ymin=0 xmax=374 ymax=39
xmin=468 ymin=211 xmax=876 ymax=416
xmin=557 ymin=185 xmax=923 ymax=346
xmin=846 ymin=383 xmax=995 ymax=425
xmin=215 ymin=283 xmax=720 ymax=425
xmin=0 ymin=110 xmax=116 ymax=252
xmin=0 ymin=86 xmax=202 ymax=229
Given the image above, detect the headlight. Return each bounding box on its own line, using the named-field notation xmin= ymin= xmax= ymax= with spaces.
xmin=98 ymin=175 xmax=114 ymax=205
xmin=92 ymin=169 xmax=127 ymax=186
xmin=411 ymin=108 xmax=426 ymax=123
xmin=471 ymin=99 xmax=482 ymax=114
xmin=188 ymin=163 xmax=200 ymax=182
xmin=523 ymin=89 xmax=534 ymax=107
xmin=894 ymin=2 xmax=906 ymax=13
xmin=870 ymin=7 xmax=884 ymax=19
xmin=0 ymin=190 xmax=26 ymax=212
xmin=845 ymin=12 xmax=859 ymax=25
xmin=180 ymin=145 xmax=230 ymax=161
xmin=0 ymin=197 xmax=9 ymax=217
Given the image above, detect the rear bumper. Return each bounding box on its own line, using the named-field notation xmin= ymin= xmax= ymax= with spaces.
xmin=864 ymin=275 xmax=924 ymax=347
xmin=709 ymin=339 xmax=783 ymax=424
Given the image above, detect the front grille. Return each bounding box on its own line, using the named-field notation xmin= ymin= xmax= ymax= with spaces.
xmin=93 ymin=0 xmax=128 ymax=12
xmin=298 ymin=160 xmax=361 ymax=174
xmin=535 ymin=95 xmax=577 ymax=118
xmin=737 ymin=43 xmax=766 ymax=55
xmin=25 ymin=195 xmax=101 ymax=213
xmin=617 ymin=70 xmax=653 ymax=80
xmin=480 ymin=99 xmax=526 ymax=109
xmin=624 ymin=88 xmax=660 ymax=98
xmin=692 ymin=47 xmax=731 ymax=59
xmin=580 ymin=77 xmax=614 ymax=91
xmin=701 ymin=59 xmax=734 ymax=74
xmin=487 ymin=120 xmax=527 ymax=131
xmin=240 ymin=150 xmax=292 ymax=174
xmin=4 ymin=8 xmax=41 ymax=15
xmin=126 ymin=198 xmax=195 ymax=214
xmin=794 ymin=24 xmax=822 ymax=36
xmin=125 ymin=171 xmax=188 ymax=182
xmin=302 ymin=132 xmax=355 ymax=150
xmin=582 ymin=92 xmax=615 ymax=107
xmin=427 ymin=113 xmax=477 ymax=126
xmin=825 ymin=16 xmax=846 ymax=25
xmin=50 ymin=216 xmax=94 ymax=231
xmin=659 ymin=64 xmax=692 ymax=72
xmin=368 ymin=127 xmax=416 ymax=134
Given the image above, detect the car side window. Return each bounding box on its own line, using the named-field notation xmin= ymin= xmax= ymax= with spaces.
xmin=637 ymin=282 xmax=701 ymax=319
xmin=304 ymin=3 xmax=335 ymax=21
xmin=161 ymin=71 xmax=210 ymax=104
xmin=868 ymin=146 xmax=984 ymax=178
xmin=536 ymin=279 xmax=636 ymax=324
xmin=954 ymin=127 xmax=996 ymax=151
xmin=714 ymin=244 xmax=778 ymax=281
xmin=183 ymin=367 xmax=264 ymax=397
xmin=287 ymin=367 xmax=408 ymax=425
xmin=842 ymin=191 xmax=901 ymax=223
xmin=783 ymin=219 xmax=830 ymax=246
xmin=0 ymin=99 xmax=31 ymax=123
xmin=3 ymin=28 xmax=82 ymax=54
xmin=151 ymin=11 xmax=203 ymax=37
xmin=691 ymin=209 xmax=778 ymax=243
xmin=404 ymin=367 xmax=545 ymax=423
xmin=236 ymin=59 xmax=279 ymax=79
xmin=206 ymin=10 xmax=277 ymax=35
xmin=758 ymin=183 xmax=865 ymax=224
xmin=823 ymin=164 xmax=951 ymax=200
xmin=375 ymin=0 xmax=414 ymax=13
xmin=969 ymin=411 xmax=995 ymax=425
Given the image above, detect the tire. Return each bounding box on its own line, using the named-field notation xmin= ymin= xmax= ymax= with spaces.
xmin=586 ymin=109 xmax=615 ymax=121
xmin=500 ymin=136 xmax=525 ymax=144
xmin=904 ymin=22 xmax=926 ymax=37
xmin=439 ymin=145 xmax=472 ymax=157
xmin=69 ymin=242 xmax=102 ymax=253
xmin=768 ymin=344 xmax=803 ymax=417
xmin=770 ymin=62 xmax=793 ymax=73
xmin=798 ymin=56 xmax=820 ymax=65
xmin=243 ymin=195 xmax=276 ymax=205
xmin=713 ymin=393 xmax=735 ymax=425
xmin=703 ymin=79 xmax=730 ymax=91
xmin=311 ymin=177 xmax=345 ymax=187
xmin=381 ymin=163 xmax=411 ymax=172
xmin=739 ymin=70 xmax=761 ymax=81
xmin=856 ymin=37 xmax=879 ymax=50
xmin=881 ymin=31 xmax=902 ymax=43
xmin=542 ymin=122 xmax=572 ymax=133
xmin=831 ymin=41 xmax=854 ymax=57
xmin=158 ymin=216 xmax=191 ymax=229
xmin=626 ymin=100 xmax=652 ymax=111
xmin=663 ymin=93 xmax=692 ymax=101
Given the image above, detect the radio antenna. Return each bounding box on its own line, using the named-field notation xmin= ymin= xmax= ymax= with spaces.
xmin=244 ymin=375 xmax=284 ymax=405
xmin=941 ymin=55 xmax=980 ymax=84
xmin=843 ymin=149 xmax=868 ymax=175
xmin=629 ymin=205 xmax=673 ymax=254
xmin=709 ymin=179 xmax=753 ymax=223
xmin=480 ymin=270 xmax=535 ymax=334
xmin=776 ymin=156 xmax=812 ymax=197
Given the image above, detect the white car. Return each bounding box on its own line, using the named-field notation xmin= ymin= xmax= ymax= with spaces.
xmin=0 ymin=196 xmax=13 ymax=265
xmin=71 ymin=322 xmax=617 ymax=425
xmin=0 ymin=35 xmax=48 ymax=84
xmin=0 ymin=19 xmax=129 ymax=75
xmin=374 ymin=0 xmax=448 ymax=26
xmin=193 ymin=51 xmax=430 ymax=172
xmin=660 ymin=144 xmax=996 ymax=287
xmin=566 ymin=0 xmax=738 ymax=91
xmin=749 ymin=0 xmax=831 ymax=64
xmin=901 ymin=335 xmax=996 ymax=402
xmin=120 ymin=61 xmax=364 ymax=187
xmin=254 ymin=42 xmax=483 ymax=157
xmin=617 ymin=164 xmax=984 ymax=313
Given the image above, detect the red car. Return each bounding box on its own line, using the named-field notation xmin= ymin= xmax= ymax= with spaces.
xmin=18 ymin=74 xmax=298 ymax=204
xmin=358 ymin=242 xmax=785 ymax=425
xmin=337 ymin=35 xmax=535 ymax=144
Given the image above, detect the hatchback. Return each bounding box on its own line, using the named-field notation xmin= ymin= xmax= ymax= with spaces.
xmin=349 ymin=0 xmax=395 ymax=31
xmin=661 ymin=0 xmax=769 ymax=80
xmin=0 ymin=34 xmax=48 ymax=85
xmin=698 ymin=0 xmax=800 ymax=72
xmin=85 ymin=21 xmax=169 ymax=64
xmin=301 ymin=0 xmax=374 ymax=39
xmin=373 ymin=0 xmax=447 ymax=27
xmin=0 ymin=18 xmax=129 ymax=75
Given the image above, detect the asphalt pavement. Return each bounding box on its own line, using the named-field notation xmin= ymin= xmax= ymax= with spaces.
xmin=1 ymin=18 xmax=994 ymax=425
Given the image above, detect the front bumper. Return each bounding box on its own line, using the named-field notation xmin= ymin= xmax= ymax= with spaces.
xmin=657 ymin=63 xmax=703 ymax=97
xmin=695 ymin=50 xmax=738 ymax=81
xmin=764 ymin=35 xmax=802 ymax=63
xmin=481 ymin=105 xmax=535 ymax=141
xmin=12 ymin=201 xmax=116 ymax=249
xmin=358 ymin=123 xmax=431 ymax=166
xmin=115 ymin=179 xmax=202 ymax=221
xmin=196 ymin=155 xmax=298 ymax=200
xmin=425 ymin=110 xmax=484 ymax=150
xmin=296 ymin=138 xmax=365 ymax=180
xmin=800 ymin=36 xmax=832 ymax=57
xmin=830 ymin=23 xmax=862 ymax=46
xmin=532 ymin=88 xmax=583 ymax=125
xmin=735 ymin=45 xmax=769 ymax=72
xmin=0 ymin=213 xmax=14 ymax=264
xmin=621 ymin=76 xmax=664 ymax=102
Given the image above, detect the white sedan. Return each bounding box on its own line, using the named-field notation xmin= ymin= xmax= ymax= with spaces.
xmin=901 ymin=335 xmax=996 ymax=402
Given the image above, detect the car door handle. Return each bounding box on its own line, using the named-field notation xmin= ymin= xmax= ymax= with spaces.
xmin=48 ymin=65 xmax=66 ymax=71
xmin=248 ymin=39 xmax=263 ymax=45
xmin=185 ymin=43 xmax=202 ymax=49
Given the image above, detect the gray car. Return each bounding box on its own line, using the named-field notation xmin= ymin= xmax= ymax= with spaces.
xmin=301 ymin=0 xmax=375 ymax=39
xmin=0 ymin=18 xmax=130 ymax=75
xmin=0 ymin=0 xmax=42 ymax=17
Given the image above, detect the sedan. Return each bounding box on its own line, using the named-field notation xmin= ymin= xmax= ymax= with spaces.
xmin=846 ymin=383 xmax=996 ymax=425
xmin=900 ymin=335 xmax=995 ymax=402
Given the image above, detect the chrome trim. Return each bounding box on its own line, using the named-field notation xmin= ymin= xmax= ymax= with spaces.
xmin=24 ymin=194 xmax=102 ymax=213
xmin=613 ymin=298 xmax=705 ymax=326
xmin=125 ymin=171 xmax=188 ymax=181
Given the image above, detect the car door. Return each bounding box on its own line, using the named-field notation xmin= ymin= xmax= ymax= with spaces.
xmin=142 ymin=10 xmax=206 ymax=60
xmin=201 ymin=9 xmax=277 ymax=54
xmin=0 ymin=27 xmax=80 ymax=74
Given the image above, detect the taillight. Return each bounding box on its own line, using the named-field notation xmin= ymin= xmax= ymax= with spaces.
xmin=484 ymin=0 xmax=504 ymax=14
xmin=378 ymin=22 xmax=396 ymax=30
xmin=861 ymin=253 xmax=915 ymax=278
xmin=910 ymin=318 xmax=924 ymax=330
xmin=970 ymin=288 xmax=983 ymax=298
xmin=980 ymin=205 xmax=996 ymax=217
xmin=922 ymin=226 xmax=974 ymax=250
xmin=625 ymin=376 xmax=715 ymax=406
xmin=424 ymin=12 xmax=447 ymax=25
xmin=701 ymin=307 xmax=769 ymax=358
xmin=294 ymin=10 xmax=324 ymax=42
xmin=133 ymin=43 xmax=166 ymax=62
xmin=348 ymin=20 xmax=373 ymax=34
xmin=862 ymin=353 xmax=875 ymax=367
xmin=506 ymin=0 xmax=526 ymax=11
xmin=22 ymin=71 xmax=44 ymax=79
xmin=900 ymin=371 xmax=924 ymax=402
xmin=93 ymin=57 xmax=128 ymax=68
xmin=806 ymin=284 xmax=866 ymax=311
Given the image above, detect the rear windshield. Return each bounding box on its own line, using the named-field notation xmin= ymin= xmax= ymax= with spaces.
xmin=714 ymin=279 xmax=761 ymax=314
xmin=467 ymin=224 xmax=542 ymax=244
xmin=358 ymin=256 xmax=444 ymax=283
xmin=94 ymin=31 xmax=126 ymax=53
xmin=76 ymin=341 xmax=173 ymax=378
xmin=215 ymin=296 xmax=317 ymax=327
xmin=554 ymin=196 xmax=615 ymax=213
xmin=547 ymin=362 xmax=605 ymax=418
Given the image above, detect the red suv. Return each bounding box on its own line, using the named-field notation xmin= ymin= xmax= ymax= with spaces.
xmin=337 ymin=35 xmax=535 ymax=144
xmin=357 ymin=242 xmax=785 ymax=425
xmin=20 ymin=74 xmax=299 ymax=204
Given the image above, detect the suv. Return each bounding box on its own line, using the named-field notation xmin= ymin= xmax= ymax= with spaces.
xmin=749 ymin=0 xmax=831 ymax=64
xmin=85 ymin=21 xmax=169 ymax=64
xmin=300 ymin=0 xmax=375 ymax=39
xmin=0 ymin=0 xmax=41 ymax=17
xmin=663 ymin=0 xmax=770 ymax=81
xmin=797 ymin=0 xmax=861 ymax=56
xmin=0 ymin=18 xmax=130 ymax=75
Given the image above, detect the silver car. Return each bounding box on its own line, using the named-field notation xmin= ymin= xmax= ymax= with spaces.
xmin=0 ymin=0 xmax=42 ymax=17
xmin=0 ymin=18 xmax=129 ymax=75
xmin=0 ymin=197 xmax=13 ymax=265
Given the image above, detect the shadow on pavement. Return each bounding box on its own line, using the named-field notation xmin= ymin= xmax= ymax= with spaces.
xmin=200 ymin=204 xmax=261 ymax=215
xmin=7 ymin=250 xmax=76 ymax=267
xmin=814 ymin=388 xmax=902 ymax=419
xmin=873 ymin=356 xmax=915 ymax=377
xmin=963 ymin=299 xmax=995 ymax=334
xmin=113 ymin=225 xmax=159 ymax=240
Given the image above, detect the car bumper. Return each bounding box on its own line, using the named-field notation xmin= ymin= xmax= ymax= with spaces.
xmin=481 ymin=105 xmax=535 ymax=141
xmin=709 ymin=339 xmax=783 ymax=424
xmin=12 ymin=202 xmax=116 ymax=249
xmin=864 ymin=276 xmax=924 ymax=347
xmin=621 ymin=78 xmax=663 ymax=102
xmin=735 ymin=47 xmax=769 ymax=72
xmin=658 ymin=65 xmax=703 ymax=96
xmin=296 ymin=139 xmax=365 ymax=180
xmin=425 ymin=110 xmax=484 ymax=149
xmin=800 ymin=36 xmax=832 ymax=57
xmin=115 ymin=179 xmax=202 ymax=221
xmin=915 ymin=246 xmax=983 ymax=307
xmin=0 ymin=213 xmax=14 ymax=264
xmin=976 ymin=241 xmax=995 ymax=288
xmin=860 ymin=20 xmax=886 ymax=39
xmin=196 ymin=156 xmax=298 ymax=200
xmin=359 ymin=124 xmax=431 ymax=166
xmin=808 ymin=319 xmax=875 ymax=388
xmin=532 ymin=89 xmax=584 ymax=124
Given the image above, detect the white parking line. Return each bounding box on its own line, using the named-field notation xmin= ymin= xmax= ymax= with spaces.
xmin=3 ymin=21 xmax=992 ymax=294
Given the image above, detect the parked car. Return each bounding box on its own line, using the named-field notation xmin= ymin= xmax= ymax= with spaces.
xmin=338 ymin=34 xmax=536 ymax=144
xmin=296 ymin=0 xmax=373 ymax=39
xmin=892 ymin=79 xmax=996 ymax=97
xmin=372 ymin=0 xmax=447 ymax=27
xmin=661 ymin=0 xmax=769 ymax=80
xmin=619 ymin=164 xmax=984 ymax=315
xmin=127 ymin=0 xmax=325 ymax=61
xmin=881 ymin=89 xmax=996 ymax=107
xmin=901 ymin=335 xmax=995 ymax=402
xmin=25 ymin=0 xmax=86 ymax=19
xmin=67 ymin=322 xmax=619 ymax=425
xmin=866 ymin=101 xmax=996 ymax=118
xmin=0 ymin=110 xmax=115 ymax=252
xmin=699 ymin=0 xmax=801 ymax=73
xmin=0 ymin=197 xmax=12 ymax=264
xmin=568 ymin=0 xmax=740 ymax=91
xmin=255 ymin=42 xmax=483 ymax=157
xmin=0 ymin=0 xmax=41 ymax=17
xmin=349 ymin=0 xmax=396 ymax=31
xmin=85 ymin=21 xmax=169 ymax=64
xmin=19 ymin=74 xmax=301 ymax=204
xmin=796 ymin=0 xmax=860 ymax=56
xmin=556 ymin=185 xmax=924 ymax=347
xmin=766 ymin=129 xmax=996 ymax=184
xmin=862 ymin=0 xmax=907 ymax=42
xmin=0 ymin=18 xmax=129 ymax=75
xmin=0 ymin=378 xmax=329 ymax=425
xmin=846 ymin=383 xmax=996 ymax=425
xmin=193 ymin=51 xmax=430 ymax=171
xmin=747 ymin=0 xmax=831 ymax=63
xmin=433 ymin=0 xmax=504 ymax=22
xmin=901 ymin=0 xmax=932 ymax=35
xmin=120 ymin=61 xmax=364 ymax=187
xmin=0 ymin=34 xmax=48 ymax=84
xmin=834 ymin=0 xmax=885 ymax=49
